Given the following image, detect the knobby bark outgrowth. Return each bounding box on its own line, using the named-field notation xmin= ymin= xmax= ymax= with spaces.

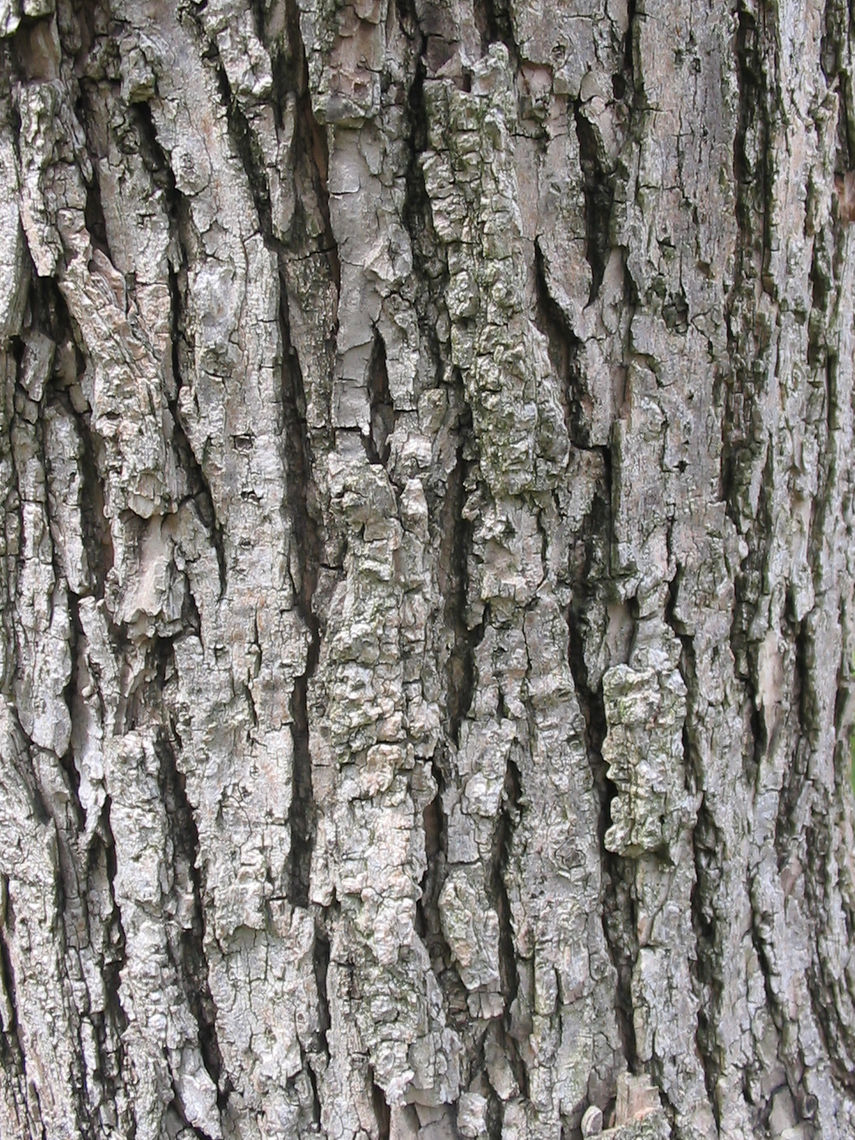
xmin=1 ymin=0 xmax=855 ymax=1137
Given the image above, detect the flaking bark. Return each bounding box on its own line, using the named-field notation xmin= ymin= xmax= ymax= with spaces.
xmin=1 ymin=0 xmax=855 ymax=1138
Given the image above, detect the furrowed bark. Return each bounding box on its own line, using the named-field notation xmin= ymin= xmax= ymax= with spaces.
xmin=1 ymin=1 xmax=855 ymax=1138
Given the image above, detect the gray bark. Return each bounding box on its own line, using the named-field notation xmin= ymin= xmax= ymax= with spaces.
xmin=0 ymin=0 xmax=854 ymax=1137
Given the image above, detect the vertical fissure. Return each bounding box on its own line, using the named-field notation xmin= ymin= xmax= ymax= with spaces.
xmin=664 ymin=570 xmax=722 ymax=1130
xmin=566 ymin=600 xmax=638 ymax=1072
xmin=175 ymin=11 xmax=327 ymax=911
xmin=280 ymin=288 xmax=322 ymax=909
xmin=533 ymin=241 xmax=589 ymax=449
xmin=131 ymin=99 xmax=228 ymax=596
xmin=0 ymin=904 xmax=30 ymax=1112
xmin=372 ymin=1077 xmax=392 ymax=1139
xmin=165 ymin=261 xmax=227 ymax=600
xmin=365 ymin=328 xmax=394 ymax=468
xmin=441 ymin=430 xmax=482 ymax=746
xmin=489 ymin=749 xmax=527 ymax=1099
xmin=57 ymin=585 xmax=87 ymax=831
xmin=157 ymin=726 xmax=227 ymax=1117
xmin=282 ymin=0 xmax=342 ymax=290
xmin=96 ymin=792 xmax=130 ymax=1095
xmin=472 ymin=0 xmax=518 ymax=61
xmin=573 ymin=108 xmax=615 ymax=305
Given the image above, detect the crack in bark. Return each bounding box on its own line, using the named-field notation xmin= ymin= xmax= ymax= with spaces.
xmin=371 ymin=1075 xmax=392 ymax=1139
xmin=416 ymin=747 xmax=469 ymax=1024
xmin=0 ymin=906 xmax=32 ymax=1133
xmin=165 ymin=262 xmax=228 ymax=600
xmin=440 ymin=430 xmax=481 ymax=746
xmin=96 ymin=792 xmax=130 ymax=1120
xmin=472 ymin=0 xmax=518 ymax=62
xmin=564 ymin=433 xmax=639 ymax=1073
xmin=365 ymin=328 xmax=394 ymax=468
xmin=533 ymin=240 xmax=589 ymax=449
xmin=489 ymin=750 xmax=528 ymax=1100
xmin=283 ymin=0 xmax=342 ymax=292
xmin=158 ymin=14 xmax=326 ymax=910
xmin=664 ymin=569 xmax=722 ymax=1131
xmin=566 ymin=599 xmax=638 ymax=1072
xmin=280 ymin=290 xmax=323 ymax=908
xmin=573 ymin=108 xmax=615 ymax=305
xmin=158 ymin=725 xmax=228 ymax=1123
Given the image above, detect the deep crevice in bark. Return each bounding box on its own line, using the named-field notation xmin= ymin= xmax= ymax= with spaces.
xmin=158 ymin=726 xmax=227 ymax=1118
xmin=280 ymin=288 xmax=323 ymax=909
xmin=180 ymin=10 xmax=326 ymax=910
xmin=665 ymin=570 xmax=723 ymax=1130
xmin=282 ymin=0 xmax=342 ymax=290
xmin=312 ymin=918 xmax=331 ymax=1056
xmin=288 ymin=666 xmax=317 ymax=907
xmin=0 ymin=909 xmax=29 ymax=1114
xmin=722 ymin=2 xmax=772 ymax=530
xmin=566 ymin=598 xmax=638 ymax=1072
xmin=472 ymin=0 xmax=518 ymax=60
xmin=574 ymin=107 xmax=615 ymax=305
xmin=365 ymin=327 xmax=394 ymax=468
xmin=372 ymin=1077 xmax=392 ymax=1139
xmin=440 ymin=428 xmax=482 ymax=747
xmin=774 ymin=623 xmax=811 ymax=872
xmin=566 ymin=436 xmax=639 ymax=1072
xmin=130 ymin=99 xmax=229 ymax=597
xmin=82 ymin=157 xmax=113 ymax=264
xmin=489 ymin=751 xmax=528 ymax=1099
xmin=533 ymin=240 xmax=589 ymax=449
xmin=416 ymin=749 xmax=468 ymax=1022
xmin=59 ymin=587 xmax=86 ymax=832
xmin=97 ymin=792 xmax=130 ymax=1090
xmin=165 ymin=263 xmax=228 ymax=601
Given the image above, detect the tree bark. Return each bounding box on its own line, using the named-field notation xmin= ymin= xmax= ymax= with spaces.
xmin=1 ymin=0 xmax=855 ymax=1137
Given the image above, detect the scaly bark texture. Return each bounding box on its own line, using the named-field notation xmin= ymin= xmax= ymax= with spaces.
xmin=1 ymin=0 xmax=855 ymax=1137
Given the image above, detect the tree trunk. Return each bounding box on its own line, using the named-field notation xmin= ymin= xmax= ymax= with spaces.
xmin=1 ymin=0 xmax=854 ymax=1137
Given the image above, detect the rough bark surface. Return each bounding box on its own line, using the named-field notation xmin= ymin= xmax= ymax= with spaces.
xmin=1 ymin=0 xmax=855 ymax=1137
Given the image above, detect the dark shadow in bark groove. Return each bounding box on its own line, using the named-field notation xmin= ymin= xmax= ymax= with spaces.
xmin=665 ymin=569 xmax=722 ymax=1130
xmin=29 ymin=277 xmax=115 ymax=600
xmin=0 ymin=913 xmax=29 ymax=1114
xmin=313 ymin=920 xmax=331 ymax=1054
xmin=165 ymin=263 xmax=228 ymax=600
xmin=97 ymin=792 xmax=131 ymax=1111
xmin=472 ymin=0 xmax=518 ymax=62
xmin=566 ymin=599 xmax=638 ymax=1073
xmin=533 ymin=240 xmax=590 ymax=450
xmin=422 ymin=420 xmax=484 ymax=1024
xmin=365 ymin=328 xmax=395 ymax=468
xmin=440 ymin=429 xmax=483 ymax=746
xmin=288 ymin=666 xmax=317 ymax=906
xmin=566 ymin=447 xmax=639 ymax=1073
xmin=281 ymin=0 xmax=342 ymax=289
xmin=490 ymin=752 xmax=528 ymax=1100
xmin=372 ymin=1077 xmax=392 ymax=1139
xmin=280 ymin=288 xmax=323 ymax=908
xmin=573 ymin=109 xmax=615 ymax=305
xmin=82 ymin=158 xmax=113 ymax=264
xmin=59 ymin=589 xmax=86 ymax=832
xmin=415 ymin=749 xmax=469 ymax=1024
xmin=177 ymin=9 xmax=327 ymax=911
xmin=156 ymin=727 xmax=228 ymax=1122
xmin=130 ymin=101 xmax=229 ymax=598
xmin=297 ymin=911 xmax=332 ymax=1129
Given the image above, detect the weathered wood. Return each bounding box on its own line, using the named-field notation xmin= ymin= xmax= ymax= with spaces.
xmin=1 ymin=0 xmax=854 ymax=1136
